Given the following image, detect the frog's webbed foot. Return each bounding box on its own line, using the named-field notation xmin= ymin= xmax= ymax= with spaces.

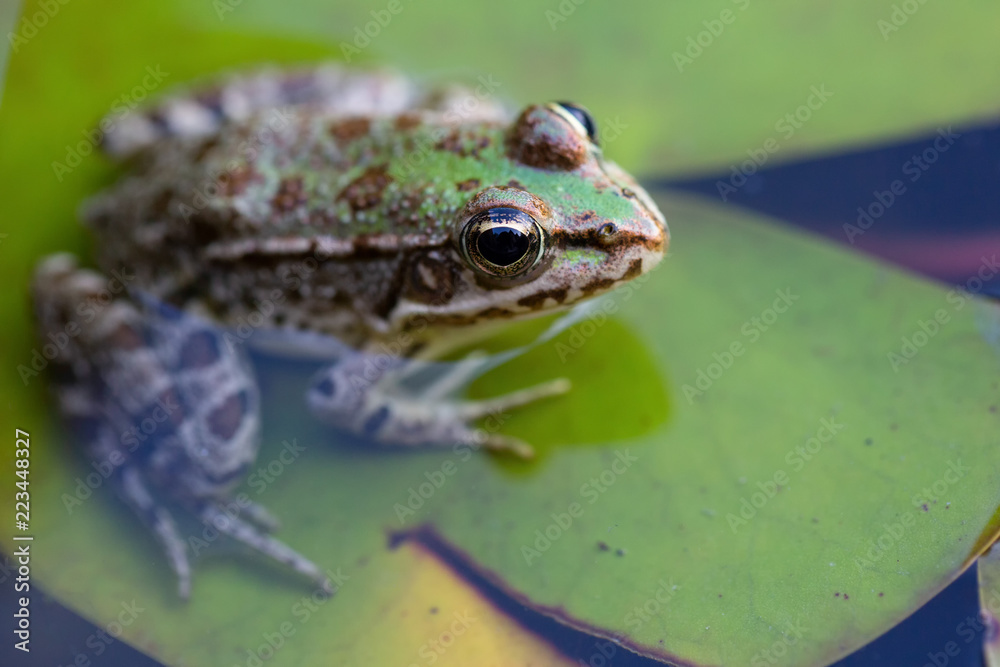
xmin=306 ymin=350 xmax=570 ymax=458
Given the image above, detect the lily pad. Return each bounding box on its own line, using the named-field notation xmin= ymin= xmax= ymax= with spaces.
xmin=4 ymin=1 xmax=1000 ymax=665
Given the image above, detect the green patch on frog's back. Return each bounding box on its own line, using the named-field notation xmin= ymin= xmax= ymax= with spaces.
xmin=385 ymin=140 xmax=637 ymax=224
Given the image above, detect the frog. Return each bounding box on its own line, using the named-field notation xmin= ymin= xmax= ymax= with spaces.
xmin=31 ymin=64 xmax=668 ymax=598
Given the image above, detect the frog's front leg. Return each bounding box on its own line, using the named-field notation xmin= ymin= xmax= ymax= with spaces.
xmin=306 ymin=351 xmax=569 ymax=458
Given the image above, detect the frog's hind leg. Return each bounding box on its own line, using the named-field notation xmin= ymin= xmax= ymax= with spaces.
xmin=198 ymin=504 xmax=331 ymax=594
xmin=32 ymin=254 xmax=323 ymax=598
xmin=237 ymin=499 xmax=281 ymax=533
xmin=117 ymin=465 xmax=193 ymax=599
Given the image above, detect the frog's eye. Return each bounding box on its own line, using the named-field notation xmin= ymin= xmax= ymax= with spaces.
xmin=555 ymin=101 xmax=598 ymax=145
xmin=461 ymin=207 xmax=544 ymax=279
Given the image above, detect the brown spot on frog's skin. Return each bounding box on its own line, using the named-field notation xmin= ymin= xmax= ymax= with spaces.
xmin=218 ymin=165 xmax=258 ymax=197
xmin=433 ymin=129 xmax=490 ymax=157
xmin=329 ymin=117 xmax=371 ymax=142
xmin=621 ymin=257 xmax=643 ymax=282
xmin=456 ymin=178 xmax=480 ymax=192
xmin=517 ymin=287 xmax=568 ymax=309
xmin=178 ymin=330 xmax=221 ymax=369
xmin=193 ymin=136 xmax=220 ymax=162
xmin=208 ymin=390 xmax=250 ymax=440
xmin=435 ymin=129 xmax=463 ymax=154
xmin=506 ymin=104 xmax=588 ymax=171
xmin=109 ymin=323 xmax=145 ymax=351
xmin=581 ymin=277 xmax=616 ymax=296
xmin=476 ymin=307 xmax=516 ymax=319
xmin=272 ymin=176 xmax=307 ymax=213
xmin=404 ymin=252 xmax=458 ymax=304
xmin=395 ymin=112 xmax=422 ymax=131
xmin=338 ymin=165 xmax=393 ymax=212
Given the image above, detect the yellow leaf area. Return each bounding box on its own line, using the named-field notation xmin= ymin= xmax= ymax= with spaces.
xmin=234 ymin=542 xmax=577 ymax=667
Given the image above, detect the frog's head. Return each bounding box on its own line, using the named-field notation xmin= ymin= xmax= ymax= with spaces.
xmin=394 ymin=102 xmax=667 ymax=332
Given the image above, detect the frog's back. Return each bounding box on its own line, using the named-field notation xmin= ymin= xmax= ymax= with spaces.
xmin=85 ymin=65 xmax=512 ymax=341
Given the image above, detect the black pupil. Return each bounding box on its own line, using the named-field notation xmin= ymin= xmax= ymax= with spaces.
xmin=477 ymin=226 xmax=530 ymax=266
xmin=556 ymin=101 xmax=597 ymax=143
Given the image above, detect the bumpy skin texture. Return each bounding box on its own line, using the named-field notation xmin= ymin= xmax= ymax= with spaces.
xmin=33 ymin=64 xmax=668 ymax=597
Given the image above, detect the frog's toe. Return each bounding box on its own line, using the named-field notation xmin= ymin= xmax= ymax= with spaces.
xmin=198 ymin=504 xmax=329 ymax=593
xmin=457 ymin=377 xmax=571 ymax=419
xmin=480 ymin=432 xmax=536 ymax=459
xmin=239 ymin=499 xmax=281 ymax=533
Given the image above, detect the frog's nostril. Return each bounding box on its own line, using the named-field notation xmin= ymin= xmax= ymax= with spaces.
xmin=596 ymin=223 xmax=618 ymax=245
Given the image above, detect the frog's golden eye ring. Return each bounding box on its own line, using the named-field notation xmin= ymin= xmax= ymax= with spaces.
xmin=461 ymin=207 xmax=544 ymax=279
xmin=553 ymin=101 xmax=598 ymax=145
